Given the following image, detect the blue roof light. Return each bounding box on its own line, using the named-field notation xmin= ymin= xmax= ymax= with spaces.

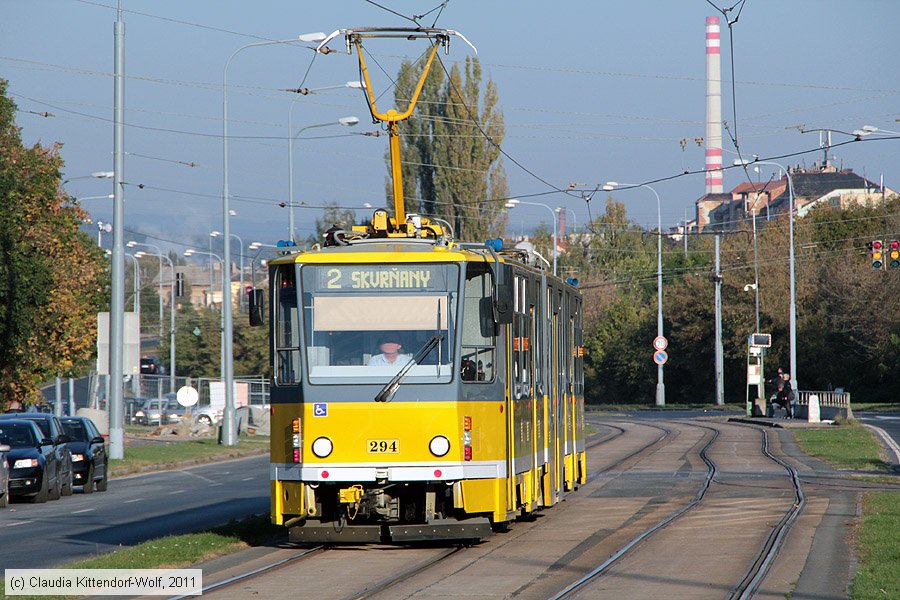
xmin=485 ymin=238 xmax=503 ymax=252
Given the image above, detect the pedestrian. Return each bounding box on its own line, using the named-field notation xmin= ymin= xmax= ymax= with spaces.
xmin=3 ymin=399 xmax=24 ymax=413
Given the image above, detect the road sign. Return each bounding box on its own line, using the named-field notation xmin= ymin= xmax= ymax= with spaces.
xmin=653 ymin=350 xmax=668 ymax=365
xmin=176 ymin=385 xmax=199 ymax=407
xmin=653 ymin=336 xmax=668 ymax=351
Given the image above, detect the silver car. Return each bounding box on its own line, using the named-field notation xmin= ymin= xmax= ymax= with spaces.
xmin=133 ymin=398 xmax=184 ymax=426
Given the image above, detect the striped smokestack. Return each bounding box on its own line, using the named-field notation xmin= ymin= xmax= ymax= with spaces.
xmin=705 ymin=16 xmax=723 ymax=194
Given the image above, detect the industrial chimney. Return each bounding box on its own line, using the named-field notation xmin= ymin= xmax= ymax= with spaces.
xmin=705 ymin=16 xmax=723 ymax=194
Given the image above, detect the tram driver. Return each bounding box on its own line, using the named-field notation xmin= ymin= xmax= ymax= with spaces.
xmin=368 ymin=332 xmax=413 ymax=367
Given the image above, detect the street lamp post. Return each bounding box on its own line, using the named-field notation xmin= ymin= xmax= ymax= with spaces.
xmin=185 ymin=249 xmax=225 ymax=395
xmin=223 ymin=33 xmax=325 ymax=446
xmin=505 ymin=199 xmax=558 ymax=276
xmin=212 ymin=231 xmax=246 ymax=313
xmin=129 ymin=242 xmax=177 ymax=393
xmin=288 ymin=82 xmax=362 ymax=242
xmin=249 ymin=242 xmax=278 ymax=288
xmin=604 ymin=181 xmax=665 ymax=406
xmin=735 ymin=159 xmax=797 ymax=393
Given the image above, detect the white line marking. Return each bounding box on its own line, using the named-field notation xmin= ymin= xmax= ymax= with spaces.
xmin=123 ymin=498 xmax=142 ymax=504
xmin=241 ymin=477 xmax=254 ymax=481
xmin=209 ymin=483 xmax=224 ymax=487
xmin=6 ymin=520 xmax=32 ymax=527
xmin=168 ymin=489 xmax=186 ymax=495
xmin=72 ymin=508 xmax=95 ymax=514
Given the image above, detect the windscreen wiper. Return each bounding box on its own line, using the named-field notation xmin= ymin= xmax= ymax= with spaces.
xmin=374 ymin=334 xmax=442 ymax=403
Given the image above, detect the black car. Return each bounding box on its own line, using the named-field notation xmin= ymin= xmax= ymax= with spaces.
xmin=0 ymin=420 xmax=61 ymax=503
xmin=0 ymin=441 xmax=9 ymax=508
xmin=59 ymin=417 xmax=108 ymax=493
xmin=0 ymin=413 xmax=73 ymax=498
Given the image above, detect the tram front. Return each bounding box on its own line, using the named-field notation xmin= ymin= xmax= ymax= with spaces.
xmin=268 ymin=249 xmax=499 ymax=542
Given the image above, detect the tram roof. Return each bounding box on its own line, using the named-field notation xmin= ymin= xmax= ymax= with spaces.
xmin=267 ymin=239 xmax=500 ymax=266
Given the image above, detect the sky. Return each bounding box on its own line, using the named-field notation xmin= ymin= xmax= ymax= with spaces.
xmin=2 ymin=0 xmax=898 ymax=258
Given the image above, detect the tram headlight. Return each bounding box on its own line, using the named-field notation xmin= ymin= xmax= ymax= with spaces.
xmin=311 ymin=437 xmax=333 ymax=458
xmin=429 ymin=435 xmax=451 ymax=457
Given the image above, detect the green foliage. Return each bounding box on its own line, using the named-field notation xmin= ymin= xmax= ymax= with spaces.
xmin=163 ymin=302 xmax=270 ymax=379
xmin=307 ymin=201 xmax=361 ymax=247
xmin=390 ymin=56 xmax=508 ymax=241
xmin=579 ymin=192 xmax=900 ymax=405
xmin=0 ymin=79 xmax=106 ymax=405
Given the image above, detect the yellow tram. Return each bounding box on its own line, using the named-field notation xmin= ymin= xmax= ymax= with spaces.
xmin=252 ymin=28 xmax=585 ymax=542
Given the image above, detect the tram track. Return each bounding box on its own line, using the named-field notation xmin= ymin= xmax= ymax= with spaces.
xmin=168 ymin=545 xmax=325 ymax=599
xmin=549 ymin=421 xmax=719 ymax=599
xmin=727 ymin=423 xmax=805 ymax=600
xmin=549 ymin=420 xmax=807 ymax=599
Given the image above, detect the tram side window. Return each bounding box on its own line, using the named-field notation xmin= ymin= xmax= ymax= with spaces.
xmin=461 ymin=263 xmax=495 ymax=383
xmin=275 ymin=265 xmax=300 ymax=385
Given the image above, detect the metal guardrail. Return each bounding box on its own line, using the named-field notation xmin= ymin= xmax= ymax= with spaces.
xmin=796 ymin=390 xmax=852 ymax=419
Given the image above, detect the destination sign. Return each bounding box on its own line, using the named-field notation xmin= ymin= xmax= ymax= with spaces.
xmin=311 ymin=265 xmax=453 ymax=292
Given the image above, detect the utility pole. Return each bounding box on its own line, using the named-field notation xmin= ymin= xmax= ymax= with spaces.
xmin=109 ymin=0 xmax=126 ymax=459
xmin=714 ymin=234 xmax=724 ymax=405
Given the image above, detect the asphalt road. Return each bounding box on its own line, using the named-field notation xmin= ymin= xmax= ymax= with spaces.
xmin=858 ymin=412 xmax=900 ymax=464
xmin=0 ymin=454 xmax=269 ymax=569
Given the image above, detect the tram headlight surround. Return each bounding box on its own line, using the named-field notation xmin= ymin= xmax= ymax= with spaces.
xmin=429 ymin=435 xmax=451 ymax=457
xmin=311 ymin=436 xmax=333 ymax=458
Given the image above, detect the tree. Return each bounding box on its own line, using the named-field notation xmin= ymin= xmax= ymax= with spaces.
xmin=306 ymin=201 xmax=361 ymax=247
xmin=0 ymin=79 xmax=106 ymax=405
xmin=389 ymin=57 xmax=508 ymax=241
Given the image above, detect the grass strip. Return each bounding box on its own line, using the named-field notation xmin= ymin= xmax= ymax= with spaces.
xmin=792 ymin=421 xmax=890 ymax=471
xmin=0 ymin=514 xmax=283 ymax=600
xmin=109 ymin=435 xmax=269 ymax=478
xmin=852 ymin=492 xmax=900 ymax=599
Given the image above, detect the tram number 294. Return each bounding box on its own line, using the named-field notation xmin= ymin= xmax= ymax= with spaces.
xmin=367 ymin=439 xmax=400 ymax=454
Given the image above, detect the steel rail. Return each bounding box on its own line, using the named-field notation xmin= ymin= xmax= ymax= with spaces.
xmin=345 ymin=546 xmax=465 ymax=600
xmin=551 ymin=422 xmax=719 ymax=599
xmin=729 ymin=426 xmax=806 ymax=600
xmin=167 ymin=545 xmax=325 ymax=600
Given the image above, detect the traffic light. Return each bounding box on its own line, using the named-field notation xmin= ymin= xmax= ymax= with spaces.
xmin=871 ymin=240 xmax=884 ymax=270
xmin=889 ymin=240 xmax=900 ymax=269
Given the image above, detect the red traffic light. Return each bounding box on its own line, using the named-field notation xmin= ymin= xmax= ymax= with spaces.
xmin=890 ymin=240 xmax=899 ymax=250
xmin=872 ymin=239 xmax=885 ymax=269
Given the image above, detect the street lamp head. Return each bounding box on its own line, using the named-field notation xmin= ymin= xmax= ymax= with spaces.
xmin=134 ymin=251 xmax=145 ymax=258
xmin=338 ymin=116 xmax=360 ymax=127
xmin=346 ymin=81 xmax=364 ymax=89
xmin=603 ymin=181 xmax=619 ymax=189
xmin=210 ymin=230 xmax=222 ymax=238
xmin=743 ymin=283 xmax=758 ymax=292
xmin=504 ymin=202 xmax=516 ymax=209
xmin=126 ymin=241 xmax=137 ymax=248
xmin=298 ymin=32 xmax=327 ymax=43
xmin=91 ymin=171 xmax=115 ymax=179
xmin=506 ymin=199 xmax=520 ymax=205
xmin=184 ymin=250 xmax=194 ymax=257
xmin=862 ymin=125 xmax=878 ymax=133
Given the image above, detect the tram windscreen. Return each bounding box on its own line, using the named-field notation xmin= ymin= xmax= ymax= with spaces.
xmin=300 ymin=264 xmax=458 ymax=384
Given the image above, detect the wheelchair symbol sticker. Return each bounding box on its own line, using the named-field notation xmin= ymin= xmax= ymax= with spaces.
xmin=313 ymin=403 xmax=328 ymax=417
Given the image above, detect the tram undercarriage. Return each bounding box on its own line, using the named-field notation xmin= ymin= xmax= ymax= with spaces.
xmin=287 ymin=482 xmax=492 ymax=543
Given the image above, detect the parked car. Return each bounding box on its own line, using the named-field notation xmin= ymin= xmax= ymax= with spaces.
xmin=0 ymin=442 xmax=9 ymax=508
xmin=0 ymin=419 xmax=62 ymax=503
xmin=192 ymin=404 xmax=223 ymax=426
xmin=124 ymin=396 xmax=148 ymax=425
xmin=133 ymin=397 xmax=184 ymax=426
xmin=140 ymin=357 xmax=163 ymax=375
xmin=59 ymin=417 xmax=108 ymax=493
xmin=0 ymin=413 xmax=73 ymax=498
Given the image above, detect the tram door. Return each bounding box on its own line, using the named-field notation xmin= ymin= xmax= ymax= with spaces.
xmin=540 ymin=277 xmax=558 ymax=506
